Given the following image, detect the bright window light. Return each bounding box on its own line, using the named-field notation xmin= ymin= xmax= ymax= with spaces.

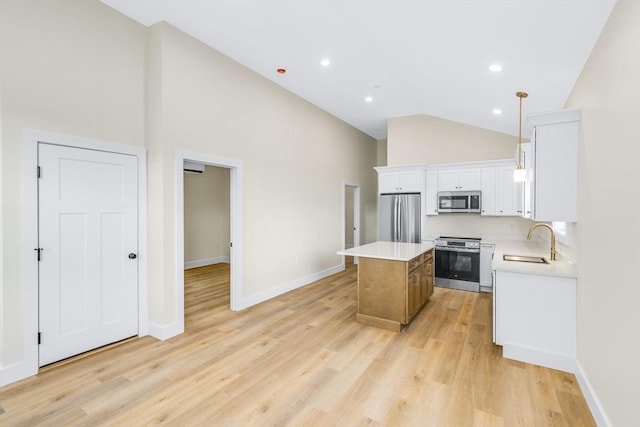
xmin=552 ymin=221 xmax=571 ymax=246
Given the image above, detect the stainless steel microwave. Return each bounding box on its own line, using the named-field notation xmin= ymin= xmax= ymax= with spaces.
xmin=438 ymin=191 xmax=481 ymax=213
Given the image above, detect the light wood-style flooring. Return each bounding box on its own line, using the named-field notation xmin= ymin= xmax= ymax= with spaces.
xmin=0 ymin=261 xmax=595 ymax=426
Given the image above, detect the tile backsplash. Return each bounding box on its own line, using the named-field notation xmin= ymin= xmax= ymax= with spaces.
xmin=423 ymin=214 xmax=534 ymax=240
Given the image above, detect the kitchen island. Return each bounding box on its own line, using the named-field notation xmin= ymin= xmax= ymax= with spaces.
xmin=337 ymin=241 xmax=435 ymax=332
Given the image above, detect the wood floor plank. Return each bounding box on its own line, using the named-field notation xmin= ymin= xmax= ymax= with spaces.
xmin=0 ymin=262 xmax=596 ymax=426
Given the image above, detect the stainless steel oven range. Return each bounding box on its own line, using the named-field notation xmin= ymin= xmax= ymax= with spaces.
xmin=434 ymin=236 xmax=481 ymax=292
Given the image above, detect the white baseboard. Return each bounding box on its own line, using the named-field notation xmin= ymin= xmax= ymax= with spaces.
xmin=1 ymin=263 xmax=345 ymax=386
xmin=575 ymin=360 xmax=611 ymax=427
xmin=0 ymin=360 xmax=38 ymax=387
xmin=237 ymin=264 xmax=345 ymax=310
xmin=184 ymin=256 xmax=230 ymax=269
xmin=149 ymin=322 xmax=183 ymax=341
xmin=502 ymin=343 xmax=577 ymax=373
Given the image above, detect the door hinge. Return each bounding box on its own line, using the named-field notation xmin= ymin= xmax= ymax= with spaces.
xmin=38 ymin=332 xmax=41 ymax=345
xmin=230 ymin=242 xmax=233 ymax=248
xmin=37 ymin=166 xmax=41 ymax=178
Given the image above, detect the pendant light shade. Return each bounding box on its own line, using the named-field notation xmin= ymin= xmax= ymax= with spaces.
xmin=514 ymin=91 xmax=528 ymax=182
xmin=513 ymin=167 xmax=526 ymax=182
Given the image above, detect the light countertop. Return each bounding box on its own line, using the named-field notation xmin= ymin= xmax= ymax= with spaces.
xmin=337 ymin=241 xmax=435 ymax=262
xmin=489 ymin=239 xmax=576 ymax=278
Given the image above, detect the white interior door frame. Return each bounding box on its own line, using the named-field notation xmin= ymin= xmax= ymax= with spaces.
xmin=14 ymin=129 xmax=148 ymax=386
xmin=175 ymin=150 xmax=244 ymax=316
xmin=342 ymin=181 xmax=361 ymax=265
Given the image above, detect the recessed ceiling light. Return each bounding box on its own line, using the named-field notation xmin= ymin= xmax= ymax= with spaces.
xmin=365 ymin=96 xmax=373 ymax=103
xmin=320 ymin=58 xmax=331 ymax=67
xmin=276 ymin=68 xmax=286 ymax=74
xmin=492 ymin=108 xmax=502 ymax=115
xmin=489 ymin=64 xmax=503 ymax=72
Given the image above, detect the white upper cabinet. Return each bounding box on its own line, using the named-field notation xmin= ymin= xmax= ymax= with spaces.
xmin=425 ymin=170 xmax=439 ymax=215
xmin=481 ymin=168 xmax=497 ymax=215
xmin=438 ymin=168 xmax=481 ymax=191
xmin=524 ymin=109 xmax=579 ymax=222
xmin=521 ymin=143 xmax=534 ymax=219
xmin=495 ymin=165 xmax=522 ymax=216
xmin=378 ymin=169 xmax=423 ymax=193
xmin=481 ymin=165 xmax=522 ymax=216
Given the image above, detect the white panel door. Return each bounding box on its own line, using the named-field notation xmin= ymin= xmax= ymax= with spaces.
xmin=38 ymin=143 xmax=138 ymax=366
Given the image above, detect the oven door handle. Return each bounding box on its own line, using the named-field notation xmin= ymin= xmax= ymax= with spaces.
xmin=436 ymin=247 xmax=480 ymax=254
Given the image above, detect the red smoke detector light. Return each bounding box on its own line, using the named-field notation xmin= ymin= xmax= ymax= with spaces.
xmin=276 ymin=68 xmax=286 ymax=74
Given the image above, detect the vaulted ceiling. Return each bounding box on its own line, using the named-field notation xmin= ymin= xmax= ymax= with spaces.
xmin=102 ymin=0 xmax=616 ymax=139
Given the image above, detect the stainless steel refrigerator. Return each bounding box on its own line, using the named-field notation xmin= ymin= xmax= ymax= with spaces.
xmin=378 ymin=193 xmax=421 ymax=243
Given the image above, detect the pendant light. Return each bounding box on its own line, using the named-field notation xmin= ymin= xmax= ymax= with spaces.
xmin=513 ymin=91 xmax=528 ymax=182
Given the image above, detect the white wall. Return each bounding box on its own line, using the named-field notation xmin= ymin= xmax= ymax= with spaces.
xmin=564 ymin=1 xmax=640 ymax=425
xmin=424 ymin=214 xmax=534 ymax=241
xmin=0 ymin=0 xmax=145 ymax=372
xmin=184 ymin=166 xmax=230 ymax=265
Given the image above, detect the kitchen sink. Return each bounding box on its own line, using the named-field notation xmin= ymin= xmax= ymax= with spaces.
xmin=503 ymin=254 xmax=549 ymax=264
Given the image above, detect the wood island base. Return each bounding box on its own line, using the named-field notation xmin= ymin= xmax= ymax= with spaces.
xmin=355 ymin=313 xmax=403 ymax=332
xmin=355 ymin=249 xmax=434 ymax=331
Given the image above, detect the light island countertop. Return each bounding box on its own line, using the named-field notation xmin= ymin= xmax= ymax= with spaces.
xmin=337 ymin=241 xmax=435 ymax=262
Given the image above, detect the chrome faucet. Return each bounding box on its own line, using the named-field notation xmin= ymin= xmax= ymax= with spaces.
xmin=526 ymin=223 xmax=557 ymax=261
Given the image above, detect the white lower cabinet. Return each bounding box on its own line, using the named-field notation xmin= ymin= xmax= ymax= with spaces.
xmin=479 ymin=244 xmax=494 ymax=292
xmin=493 ymin=270 xmax=576 ymax=372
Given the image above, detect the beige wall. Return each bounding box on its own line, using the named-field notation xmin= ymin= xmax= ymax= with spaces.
xmin=0 ymin=2 xmax=378 ymax=377
xmin=0 ymin=0 xmax=145 ymax=369
xmin=147 ymin=22 xmax=378 ymax=309
xmin=184 ymin=166 xmax=230 ymax=264
xmin=564 ymin=1 xmax=640 ymax=425
xmin=345 ymin=186 xmax=354 ymax=247
xmin=387 ymin=114 xmax=518 ymax=165
xmin=376 ymin=138 xmax=387 ymax=166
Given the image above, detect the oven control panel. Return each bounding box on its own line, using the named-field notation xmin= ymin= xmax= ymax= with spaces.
xmin=435 ymin=238 xmax=481 ymax=250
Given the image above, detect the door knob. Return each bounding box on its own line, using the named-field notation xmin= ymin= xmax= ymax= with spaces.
xmin=128 ymin=253 xmax=137 ymax=259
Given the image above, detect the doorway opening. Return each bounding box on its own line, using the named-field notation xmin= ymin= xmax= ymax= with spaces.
xmin=175 ymin=150 xmax=244 ymax=337
xmin=342 ymin=181 xmax=361 ymax=268
xmin=183 ymin=165 xmax=231 ymax=328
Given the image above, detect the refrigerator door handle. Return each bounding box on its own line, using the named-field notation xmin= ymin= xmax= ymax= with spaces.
xmin=393 ymin=196 xmax=399 ymax=242
xmin=397 ymin=197 xmax=402 ymax=242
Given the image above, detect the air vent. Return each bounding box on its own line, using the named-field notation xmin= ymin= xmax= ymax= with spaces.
xmin=184 ymin=161 xmax=205 ymax=174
